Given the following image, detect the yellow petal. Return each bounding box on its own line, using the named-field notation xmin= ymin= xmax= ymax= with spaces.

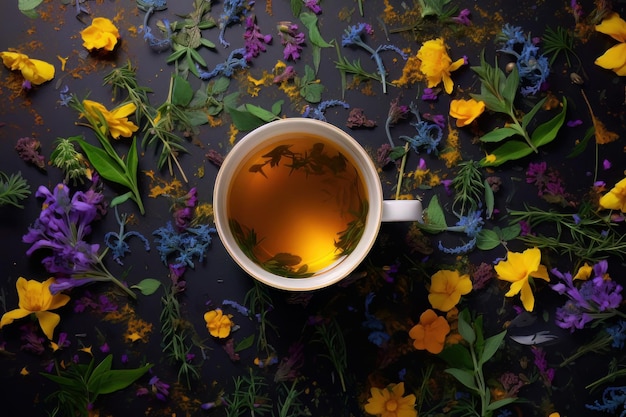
xmin=0 ymin=308 xmax=32 ymax=328
xmin=519 ymin=280 xmax=536 ymax=311
xmin=42 ymin=278 xmax=71 ymax=310
xmin=0 ymin=51 xmax=28 ymax=70
xmin=574 ymin=262 xmax=593 ymax=280
xmin=442 ymin=73 xmax=454 ymax=94
xmin=595 ymin=12 xmax=626 ymax=42
xmin=20 ymin=367 xmax=29 ymax=376
xmin=111 ymin=102 xmax=137 ymax=119
xmin=530 ymin=264 xmax=550 ymax=282
xmin=35 ymin=310 xmax=61 ymax=340
xmin=505 ymin=279 xmax=525 ymax=297
xmin=595 ymin=43 xmax=626 ymax=76
xmin=449 ymin=57 xmax=466 ymax=72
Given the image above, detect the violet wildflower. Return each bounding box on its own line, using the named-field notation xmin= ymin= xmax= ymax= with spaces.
xmin=421 ymin=87 xmax=440 ymax=101
xmin=531 ymin=346 xmax=555 ymax=386
xmin=99 ymin=342 xmax=110 ymax=353
xmin=243 ymin=15 xmax=272 ymax=62
xmin=341 ymin=23 xmax=408 ymax=94
xmin=384 ymin=97 xmax=410 ymax=146
xmin=277 ymin=22 xmax=306 ymax=61
xmin=149 ymin=375 xmax=170 ymax=401
xmin=571 ymin=0 xmax=583 ymax=23
xmin=567 ymin=119 xmax=583 ymax=127
xmin=21 ymin=79 xmax=32 ymax=91
xmin=603 ymin=159 xmax=612 ymax=170
xmin=218 ymin=0 xmax=249 ymax=47
xmin=104 ymin=207 xmax=150 ymax=265
xmin=15 ymin=137 xmax=45 ymax=170
xmin=22 ymin=182 xmax=135 ymax=298
xmin=222 ymin=299 xmax=250 ymax=316
xmin=197 ymin=48 xmax=248 ymax=80
xmin=551 ymin=261 xmax=625 ymax=332
xmin=58 ymin=85 xmax=72 ymax=107
xmin=273 ymin=65 xmax=296 ymax=83
xmin=274 ymin=342 xmax=304 ymax=382
xmin=451 ymin=8 xmax=472 ymax=26
xmin=302 ymin=99 xmax=350 ymax=121
xmin=422 ymin=113 xmax=446 ymax=129
xmin=303 ymin=0 xmax=322 ymax=14
xmin=376 ymin=143 xmax=393 ymax=168
xmin=498 ymin=372 xmax=526 ymax=397
xmin=471 ymin=262 xmax=495 ymax=290
xmin=20 ymin=323 xmax=46 ymax=355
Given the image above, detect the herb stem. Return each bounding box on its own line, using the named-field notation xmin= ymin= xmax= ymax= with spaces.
xmin=395 ymin=142 xmax=410 ymax=200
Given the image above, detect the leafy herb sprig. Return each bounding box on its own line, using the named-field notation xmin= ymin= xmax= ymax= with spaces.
xmin=104 ymin=63 xmax=191 ymax=182
xmin=244 ymin=280 xmax=278 ymax=358
xmin=160 ymin=284 xmax=204 ymax=387
xmin=542 ymin=26 xmax=582 ymax=70
xmin=470 ymin=54 xmax=567 ymax=167
xmin=313 ymin=318 xmax=348 ymax=392
xmin=439 ymin=310 xmax=513 ymax=417
xmin=43 ymin=354 xmax=151 ymax=417
xmin=69 ymin=98 xmax=145 ymax=214
xmin=0 ymin=171 xmax=30 ymax=208
xmin=224 ymin=368 xmax=272 ymax=417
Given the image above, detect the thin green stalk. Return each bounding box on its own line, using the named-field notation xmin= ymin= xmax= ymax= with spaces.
xmin=395 ymin=143 xmax=410 ymax=200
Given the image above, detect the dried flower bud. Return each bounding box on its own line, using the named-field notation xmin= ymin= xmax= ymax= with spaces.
xmin=505 ymin=62 xmax=517 ymax=73
xmin=570 ymin=72 xmax=584 ymax=85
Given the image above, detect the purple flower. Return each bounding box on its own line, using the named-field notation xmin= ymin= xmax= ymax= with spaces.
xmin=277 ymin=22 xmax=305 ymax=61
xmin=304 ymin=0 xmax=322 ymax=14
xmin=149 ymin=375 xmax=170 ymax=401
xmin=421 ymin=88 xmax=440 ymax=101
xmin=243 ymin=15 xmax=272 ymax=62
xmin=451 ymin=9 xmax=472 ymax=25
xmin=567 ymin=119 xmax=583 ymax=127
xmin=15 ymin=137 xmax=45 ymax=169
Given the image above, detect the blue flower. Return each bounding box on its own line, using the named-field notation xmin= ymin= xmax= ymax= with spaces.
xmin=153 ymin=222 xmax=216 ymax=268
xmin=606 ymin=321 xmax=626 ymax=349
xmin=400 ymin=120 xmax=442 ymax=155
xmin=197 ymin=48 xmax=248 ymax=80
xmin=104 ymin=207 xmax=150 ymax=265
xmin=302 ymin=100 xmax=349 ymax=121
xmin=341 ymin=23 xmax=372 ymax=47
xmin=218 ymin=0 xmax=249 ymax=47
xmin=438 ymin=237 xmax=477 ymax=254
xmin=586 ymin=386 xmax=626 ymax=417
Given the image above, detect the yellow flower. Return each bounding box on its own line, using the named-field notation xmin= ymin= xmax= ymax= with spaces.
xmin=449 ymin=98 xmax=485 ymax=127
xmin=599 ymin=177 xmax=626 ymax=212
xmin=82 ymin=99 xmax=139 ymax=139
xmin=0 ymin=51 xmax=55 ymax=85
xmin=0 ymin=277 xmax=70 ymax=340
xmin=408 ymin=309 xmax=450 ymax=354
xmin=494 ymin=247 xmax=550 ymax=312
xmin=364 ymin=382 xmax=417 ymax=417
xmin=428 ymin=269 xmax=472 ymax=312
xmin=80 ymin=17 xmax=120 ymax=52
xmin=416 ymin=38 xmax=465 ymax=94
xmin=595 ymin=12 xmax=626 ymax=76
xmin=204 ymin=309 xmax=233 ymax=338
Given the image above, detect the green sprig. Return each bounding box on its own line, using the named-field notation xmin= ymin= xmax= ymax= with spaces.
xmin=313 ymin=318 xmax=348 ymax=392
xmin=0 ymin=171 xmax=30 ymax=208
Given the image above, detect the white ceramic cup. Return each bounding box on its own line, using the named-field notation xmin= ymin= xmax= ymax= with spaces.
xmin=213 ymin=118 xmax=422 ymax=291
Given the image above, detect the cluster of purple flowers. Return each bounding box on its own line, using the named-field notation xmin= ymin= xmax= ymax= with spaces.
xmin=15 ymin=137 xmax=45 ymax=169
xmin=243 ymin=15 xmax=272 ymax=62
xmin=551 ymin=260 xmax=624 ymax=332
xmin=22 ymin=179 xmax=116 ymax=294
xmin=526 ymin=161 xmax=574 ymax=206
xmin=277 ymin=22 xmax=306 ymax=61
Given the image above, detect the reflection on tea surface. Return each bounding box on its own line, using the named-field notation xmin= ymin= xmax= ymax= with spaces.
xmin=227 ymin=134 xmax=368 ymax=277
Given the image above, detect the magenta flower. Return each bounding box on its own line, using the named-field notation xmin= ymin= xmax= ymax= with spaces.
xmin=243 ymin=15 xmax=272 ymax=62
xmin=277 ymin=22 xmax=305 ymax=61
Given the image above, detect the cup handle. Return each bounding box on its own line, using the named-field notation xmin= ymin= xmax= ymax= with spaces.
xmin=381 ymin=200 xmax=423 ymax=222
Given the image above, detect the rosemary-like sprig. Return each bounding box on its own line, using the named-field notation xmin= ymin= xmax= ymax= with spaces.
xmin=244 ymin=280 xmax=278 ymax=357
xmin=103 ymin=63 xmax=189 ymax=182
xmin=509 ymin=204 xmax=626 ymax=262
xmin=451 ymin=160 xmax=485 ymax=217
xmin=542 ymin=26 xmax=583 ymax=69
xmin=314 ymin=318 xmax=347 ymax=392
xmin=275 ymin=380 xmax=306 ymax=417
xmin=160 ymin=285 xmax=202 ymax=387
xmin=0 ymin=171 xmax=30 ymax=208
xmin=224 ymin=368 xmax=272 ymax=417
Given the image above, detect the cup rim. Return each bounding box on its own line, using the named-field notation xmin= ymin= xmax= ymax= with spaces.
xmin=213 ymin=118 xmax=383 ymax=291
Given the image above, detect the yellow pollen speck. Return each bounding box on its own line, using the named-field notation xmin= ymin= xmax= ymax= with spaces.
xmin=20 ymin=367 xmax=29 ymax=376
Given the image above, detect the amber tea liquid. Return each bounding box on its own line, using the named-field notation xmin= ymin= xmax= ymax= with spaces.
xmin=227 ymin=133 xmax=368 ymax=277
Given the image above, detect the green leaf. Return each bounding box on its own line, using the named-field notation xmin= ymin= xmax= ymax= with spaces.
xmin=172 ymin=75 xmax=194 ymax=107
xmin=521 ymin=97 xmax=548 ymax=129
xmin=418 ymin=195 xmax=448 ymax=233
xmin=479 ymin=127 xmax=519 ymax=143
xmin=234 ymin=334 xmax=255 ymax=352
xmin=110 ymin=192 xmax=133 ymax=208
xmin=444 ymin=368 xmax=478 ymax=392
xmin=567 ymin=125 xmax=594 ymax=158
xmin=87 ymin=355 xmax=114 ymax=393
xmin=211 ymin=77 xmax=230 ymax=94
xmin=486 ymin=397 xmax=518 ymax=411
xmin=300 ymin=12 xmax=332 ymax=48
xmin=484 ymin=179 xmax=494 ymax=219
xmin=457 ymin=310 xmax=476 ymax=344
xmin=271 ymin=100 xmax=283 ymax=116
xmin=200 ymin=37 xmax=216 ymax=49
xmin=18 ymin=0 xmax=43 ymax=11
xmin=439 ymin=344 xmax=474 ymax=370
xmin=189 ymin=47 xmax=207 ymax=68
xmin=301 ymin=83 xmax=324 ymax=103
xmin=225 ymin=106 xmax=266 ymax=131
xmin=418 ymin=0 xmax=451 ymax=17
xmin=530 ymin=97 xmax=567 ymax=148
xmin=479 ymin=139 xmax=532 ymax=167
xmin=75 ymin=139 xmax=131 ymax=188
xmin=131 ymin=278 xmax=162 ymax=295
xmin=245 ymin=104 xmax=280 ymax=122
xmin=501 ymin=66 xmax=519 ymax=109
xmin=93 ymin=365 xmax=152 ymax=395
xmin=476 ymin=229 xmax=501 ymax=250
xmin=127 ymin=137 xmax=139 ymax=180
xmin=500 ymin=223 xmax=521 ymax=241
xmin=479 ymin=330 xmax=507 ymax=366
xmin=41 ymin=373 xmax=82 ymax=388
xmin=166 ymin=48 xmax=187 ymax=63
